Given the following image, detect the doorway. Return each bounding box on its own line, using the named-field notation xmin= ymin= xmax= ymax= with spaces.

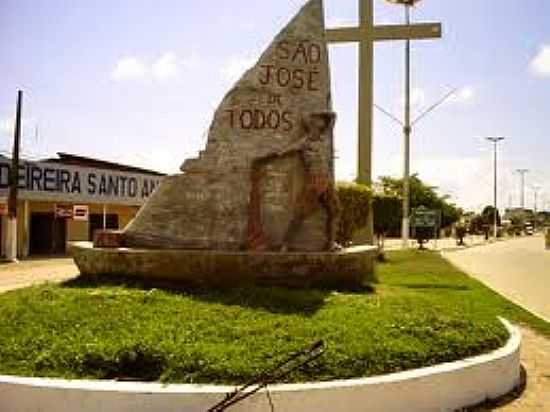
xmin=30 ymin=213 xmax=67 ymax=255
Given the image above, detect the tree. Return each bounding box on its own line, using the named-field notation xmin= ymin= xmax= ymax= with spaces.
xmin=481 ymin=205 xmax=501 ymax=227
xmin=373 ymin=193 xmax=401 ymax=252
xmin=377 ymin=174 xmax=463 ymax=235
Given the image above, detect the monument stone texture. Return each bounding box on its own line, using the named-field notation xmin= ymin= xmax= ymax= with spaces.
xmin=71 ymin=0 xmax=377 ymax=289
xmin=124 ymin=0 xmax=333 ymax=252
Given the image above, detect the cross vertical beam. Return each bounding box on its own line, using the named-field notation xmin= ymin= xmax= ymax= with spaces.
xmin=326 ymin=0 xmax=441 ymax=245
xmin=357 ymin=0 xmax=373 ymax=186
xmin=358 ymin=0 xmax=375 ymax=241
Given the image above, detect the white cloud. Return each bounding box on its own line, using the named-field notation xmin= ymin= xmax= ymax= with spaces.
xmin=399 ymin=88 xmax=426 ymax=108
xmin=152 ymin=52 xmax=179 ymax=80
xmin=113 ymin=53 xmax=200 ymax=82
xmin=530 ymin=45 xmax=550 ymax=76
xmin=0 ymin=117 xmax=13 ymax=135
xmin=181 ymin=55 xmax=201 ymax=71
xmin=449 ymin=86 xmax=475 ymax=104
xmin=220 ymin=56 xmax=257 ymax=83
xmin=375 ymin=154 xmax=497 ymax=211
xmin=111 ymin=57 xmax=147 ymax=81
xmin=411 ymin=88 xmax=426 ymax=107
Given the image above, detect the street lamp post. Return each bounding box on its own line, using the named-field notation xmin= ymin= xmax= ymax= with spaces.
xmin=326 ymin=0 xmax=441 ymax=245
xmin=384 ymin=0 xmax=423 ymax=248
xmin=533 ymin=184 xmax=541 ymax=213
xmin=516 ymin=169 xmax=529 ymax=209
xmin=402 ymin=4 xmax=412 ymax=249
xmin=486 ymin=137 xmax=504 ymax=239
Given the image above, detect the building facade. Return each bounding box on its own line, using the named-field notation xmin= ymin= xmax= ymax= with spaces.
xmin=0 ymin=153 xmax=164 ymax=258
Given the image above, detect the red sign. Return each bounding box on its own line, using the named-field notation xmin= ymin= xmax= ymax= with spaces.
xmin=73 ymin=205 xmax=89 ymax=221
xmin=0 ymin=203 xmax=6 ymax=216
xmin=55 ymin=204 xmax=73 ymax=219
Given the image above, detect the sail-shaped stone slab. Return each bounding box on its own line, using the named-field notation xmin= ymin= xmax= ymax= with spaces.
xmin=71 ymin=0 xmax=377 ymax=289
xmin=125 ymin=0 xmax=333 ymax=252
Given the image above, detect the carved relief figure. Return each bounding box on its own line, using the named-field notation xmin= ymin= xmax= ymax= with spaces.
xmin=247 ymin=111 xmax=340 ymax=251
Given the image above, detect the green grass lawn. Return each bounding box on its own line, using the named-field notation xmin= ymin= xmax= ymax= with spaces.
xmin=0 ymin=251 xmax=547 ymax=384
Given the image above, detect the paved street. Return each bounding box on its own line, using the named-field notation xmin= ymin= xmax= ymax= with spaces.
xmin=444 ymin=235 xmax=550 ymax=410
xmin=0 ymin=257 xmax=79 ymax=293
xmin=444 ymin=235 xmax=550 ymax=321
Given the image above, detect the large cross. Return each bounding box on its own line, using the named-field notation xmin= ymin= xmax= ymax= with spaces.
xmin=326 ymin=0 xmax=441 ymax=241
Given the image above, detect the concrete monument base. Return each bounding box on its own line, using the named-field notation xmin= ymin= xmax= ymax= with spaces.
xmin=69 ymin=242 xmax=377 ymax=290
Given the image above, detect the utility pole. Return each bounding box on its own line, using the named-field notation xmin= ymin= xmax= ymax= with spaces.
xmin=516 ymin=169 xmax=529 ymax=209
xmin=533 ymin=184 xmax=541 ymax=213
xmin=486 ymin=137 xmax=504 ymax=239
xmin=402 ymin=3 xmax=412 ymax=248
xmin=6 ymin=90 xmax=23 ymax=262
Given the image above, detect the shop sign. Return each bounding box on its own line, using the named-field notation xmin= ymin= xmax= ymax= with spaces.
xmin=0 ymin=157 xmax=163 ymax=206
xmin=55 ymin=204 xmax=74 ymax=219
xmin=73 ymin=205 xmax=89 ymax=221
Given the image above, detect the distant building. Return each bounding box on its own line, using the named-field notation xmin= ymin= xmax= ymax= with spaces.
xmin=0 ymin=153 xmax=164 ymax=258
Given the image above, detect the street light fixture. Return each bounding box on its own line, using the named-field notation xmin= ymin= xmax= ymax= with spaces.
xmin=486 ymin=137 xmax=504 ymax=239
xmin=385 ymin=0 xmax=423 ymax=5
xmin=384 ymin=0 xmax=424 ymax=248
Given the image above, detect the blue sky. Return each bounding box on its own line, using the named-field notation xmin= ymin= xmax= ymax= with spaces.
xmin=1 ymin=0 xmax=549 ymax=212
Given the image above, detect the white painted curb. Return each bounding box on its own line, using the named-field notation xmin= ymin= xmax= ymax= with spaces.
xmin=0 ymin=318 xmax=521 ymax=412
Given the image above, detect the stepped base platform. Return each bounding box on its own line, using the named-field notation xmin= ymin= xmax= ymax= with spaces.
xmin=69 ymin=242 xmax=377 ymax=290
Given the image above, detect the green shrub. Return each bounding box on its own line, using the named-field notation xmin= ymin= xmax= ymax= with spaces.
xmin=373 ymin=194 xmax=402 ymax=239
xmin=336 ymin=182 xmax=372 ymax=245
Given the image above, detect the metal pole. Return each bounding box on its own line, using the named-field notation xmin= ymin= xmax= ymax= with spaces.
xmin=516 ymin=169 xmax=529 ymax=209
xmin=102 ymin=204 xmax=107 ymax=229
xmin=493 ymin=140 xmax=498 ymax=238
xmin=6 ymin=90 xmax=22 ymax=261
xmin=358 ymin=0 xmax=374 ymax=244
xmin=533 ymin=185 xmax=541 ymax=214
xmin=521 ymin=173 xmax=525 ymax=208
xmin=402 ymin=5 xmax=411 ymax=248
xmin=486 ymin=137 xmax=504 ymax=239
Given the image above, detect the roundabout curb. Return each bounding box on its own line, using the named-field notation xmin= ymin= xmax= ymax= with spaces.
xmin=0 ymin=318 xmax=521 ymax=412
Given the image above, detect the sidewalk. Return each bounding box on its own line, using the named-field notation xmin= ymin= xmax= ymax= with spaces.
xmin=472 ymin=327 xmax=550 ymax=411
xmin=0 ymin=257 xmax=79 ymax=293
xmin=383 ymin=234 xmax=494 ymax=251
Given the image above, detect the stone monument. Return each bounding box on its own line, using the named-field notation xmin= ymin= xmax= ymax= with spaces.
xmin=71 ymin=0 xmax=377 ymax=289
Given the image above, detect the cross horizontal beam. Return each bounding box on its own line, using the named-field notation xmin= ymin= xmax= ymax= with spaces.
xmin=325 ymin=27 xmax=361 ymax=43
xmin=373 ymin=23 xmax=442 ymax=41
xmin=326 ymin=23 xmax=442 ymax=43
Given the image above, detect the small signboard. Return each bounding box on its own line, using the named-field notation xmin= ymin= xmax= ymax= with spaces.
xmin=413 ymin=207 xmax=438 ymax=228
xmin=73 ymin=205 xmax=89 ymax=221
xmin=55 ymin=204 xmax=74 ymax=219
xmin=412 ymin=206 xmax=441 ymax=248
